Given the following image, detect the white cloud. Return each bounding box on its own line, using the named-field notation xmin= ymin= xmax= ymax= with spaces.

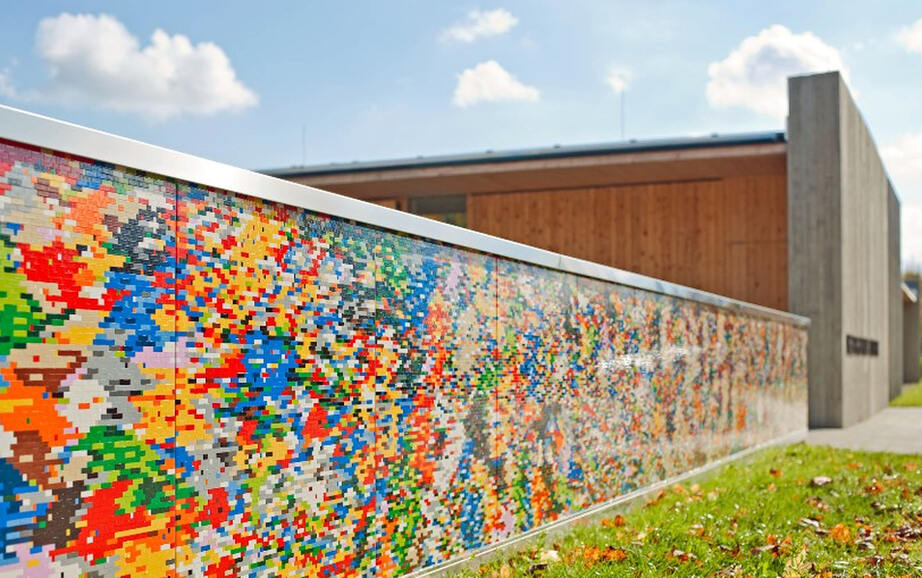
xmin=0 ymin=70 xmax=15 ymax=99
xmin=606 ymin=68 xmax=631 ymax=93
xmin=707 ymin=25 xmax=847 ymax=119
xmin=903 ymin=200 xmax=922 ymax=270
xmin=452 ymin=60 xmax=539 ymax=107
xmin=883 ymin=133 xmax=922 ymax=184
xmin=898 ymin=18 xmax=922 ymax=53
xmin=35 ymin=13 xmax=257 ymax=120
xmin=441 ymin=9 xmax=517 ymax=43
xmin=882 ymin=134 xmax=922 ymax=268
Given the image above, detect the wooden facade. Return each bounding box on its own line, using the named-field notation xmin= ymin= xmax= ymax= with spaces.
xmin=275 ymin=137 xmax=790 ymax=310
xmin=468 ymin=174 xmax=788 ymax=310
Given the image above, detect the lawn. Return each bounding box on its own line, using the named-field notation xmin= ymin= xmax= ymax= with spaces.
xmin=891 ymin=380 xmax=922 ymax=407
xmin=462 ymin=444 xmax=922 ymax=577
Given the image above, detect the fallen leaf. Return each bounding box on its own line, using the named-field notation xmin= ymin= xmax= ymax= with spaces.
xmin=770 ymin=468 xmax=782 ymax=478
xmin=751 ymin=544 xmax=778 ymax=555
xmin=829 ymin=523 xmax=851 ymax=544
xmin=893 ymin=524 xmax=922 ymax=540
xmin=904 ymin=462 xmax=917 ymax=471
xmin=688 ymin=523 xmax=705 ymax=537
xmin=646 ymin=490 xmax=667 ymax=507
xmin=580 ymin=545 xmax=627 ymax=566
xmin=798 ymin=517 xmax=822 ymax=530
xmin=526 ymin=562 xmax=548 ymax=575
xmin=538 ymin=549 xmax=560 ymax=563
xmin=807 ymin=496 xmax=831 ymax=511
xmin=781 ymin=546 xmax=810 ymax=578
xmin=864 ymin=480 xmax=884 ymax=495
xmin=811 ymin=476 xmax=832 ymax=487
xmin=715 ymin=564 xmax=743 ymax=577
xmin=670 ymin=549 xmax=695 ymax=562
xmin=602 ymin=514 xmax=626 ymax=528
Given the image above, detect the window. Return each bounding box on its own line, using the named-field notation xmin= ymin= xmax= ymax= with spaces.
xmin=408 ymin=194 xmax=467 ymax=227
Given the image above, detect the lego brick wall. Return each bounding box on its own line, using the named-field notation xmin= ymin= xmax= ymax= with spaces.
xmin=0 ymin=139 xmax=807 ymax=576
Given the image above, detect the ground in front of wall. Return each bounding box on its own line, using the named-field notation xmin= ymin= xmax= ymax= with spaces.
xmin=459 ymin=444 xmax=922 ymax=577
xmin=891 ymin=379 xmax=922 ymax=407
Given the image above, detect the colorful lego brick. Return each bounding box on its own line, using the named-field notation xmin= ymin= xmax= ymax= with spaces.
xmin=0 ymin=139 xmax=177 ymax=576
xmin=0 ymin=139 xmax=807 ymax=577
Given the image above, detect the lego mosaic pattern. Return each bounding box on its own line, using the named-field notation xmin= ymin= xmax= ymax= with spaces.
xmin=0 ymin=140 xmax=177 ymax=576
xmin=495 ymin=264 xmax=807 ymax=536
xmin=174 ymin=185 xmax=380 ymax=576
xmin=0 ymin=139 xmax=807 ymax=577
xmin=373 ymin=234 xmax=496 ymax=573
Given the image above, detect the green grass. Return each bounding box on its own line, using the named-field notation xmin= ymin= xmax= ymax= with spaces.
xmin=891 ymin=380 xmax=922 ymax=407
xmin=461 ymin=444 xmax=922 ymax=577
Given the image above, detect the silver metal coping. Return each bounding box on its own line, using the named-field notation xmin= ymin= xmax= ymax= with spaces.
xmin=0 ymin=104 xmax=808 ymax=327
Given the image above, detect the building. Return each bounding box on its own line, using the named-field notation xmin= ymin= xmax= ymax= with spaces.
xmin=906 ymin=279 xmax=921 ymax=384
xmin=266 ymin=72 xmax=903 ymax=429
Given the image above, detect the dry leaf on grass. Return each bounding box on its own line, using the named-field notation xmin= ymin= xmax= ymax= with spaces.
xmin=810 ymin=476 xmax=832 ymax=487
xmin=526 ymin=562 xmax=548 ymax=575
xmin=646 ymin=490 xmax=667 ymax=507
xmin=601 ymin=514 xmax=626 ymax=528
xmin=669 ymin=548 xmax=696 ymax=563
xmin=578 ymin=545 xmax=628 ymax=566
xmin=829 ymin=523 xmax=851 ymax=544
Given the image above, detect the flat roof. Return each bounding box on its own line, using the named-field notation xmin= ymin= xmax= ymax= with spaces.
xmin=263 ymin=131 xmax=786 ymax=178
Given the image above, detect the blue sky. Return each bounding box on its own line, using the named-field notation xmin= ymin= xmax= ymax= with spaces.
xmin=1 ymin=1 xmax=921 ymax=266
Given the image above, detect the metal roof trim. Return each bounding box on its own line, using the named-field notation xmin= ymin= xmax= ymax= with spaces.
xmin=263 ymin=131 xmax=787 ymax=177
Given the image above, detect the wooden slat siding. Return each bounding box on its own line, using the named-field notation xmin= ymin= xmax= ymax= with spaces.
xmin=372 ymin=198 xmax=398 ymax=209
xmin=467 ymin=173 xmax=788 ymax=310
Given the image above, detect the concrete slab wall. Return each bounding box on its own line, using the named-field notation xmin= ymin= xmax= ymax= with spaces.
xmin=788 ymin=71 xmax=898 ymax=427
xmin=788 ymin=72 xmax=845 ymax=427
xmin=906 ymin=296 xmax=921 ymax=383
xmin=839 ymin=78 xmax=892 ymax=423
xmin=889 ymin=186 xmax=903 ymax=397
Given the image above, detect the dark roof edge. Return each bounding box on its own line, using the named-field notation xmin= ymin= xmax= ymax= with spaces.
xmin=262 ymin=131 xmax=786 ymax=178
